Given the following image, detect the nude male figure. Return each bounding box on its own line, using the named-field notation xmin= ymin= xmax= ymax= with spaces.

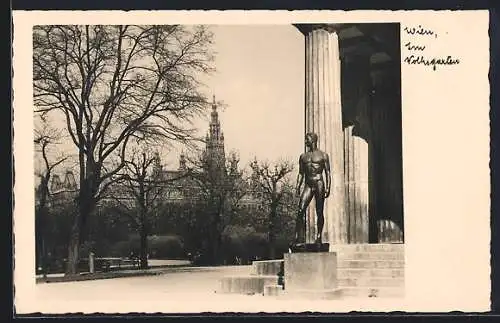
xmin=294 ymin=132 xmax=331 ymax=245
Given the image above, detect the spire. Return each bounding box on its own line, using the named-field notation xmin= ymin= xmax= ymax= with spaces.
xmin=178 ymin=152 xmax=187 ymax=171
xmin=229 ymin=152 xmax=239 ymax=176
xmin=211 ymin=94 xmax=217 ymax=114
xmin=211 ymin=95 xmax=218 ymax=118
xmin=63 ymin=170 xmax=77 ymax=190
xmin=152 ymin=151 xmax=162 ymax=176
xmin=209 ymin=94 xmax=220 ymax=139
xmin=50 ymin=174 xmax=62 ymax=192
xmin=205 ymin=93 xmax=226 ymax=174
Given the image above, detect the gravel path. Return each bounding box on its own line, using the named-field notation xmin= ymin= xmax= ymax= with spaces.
xmin=21 ymin=265 xmax=399 ymax=314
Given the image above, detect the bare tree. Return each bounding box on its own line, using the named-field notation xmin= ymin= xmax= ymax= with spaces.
xmin=250 ymin=159 xmax=294 ymax=259
xmin=186 ymin=150 xmax=248 ymax=264
xmin=34 ymin=116 xmax=69 ymax=277
xmin=33 ymin=25 xmax=215 ymax=275
xmin=108 ymin=147 xmax=192 ymax=269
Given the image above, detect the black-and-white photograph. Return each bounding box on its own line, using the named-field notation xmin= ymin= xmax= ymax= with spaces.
xmin=31 ymin=22 xmax=405 ymax=307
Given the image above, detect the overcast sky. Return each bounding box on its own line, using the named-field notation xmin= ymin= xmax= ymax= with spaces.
xmin=35 ymin=25 xmax=305 ymax=176
xmin=172 ymin=24 xmax=305 ymax=170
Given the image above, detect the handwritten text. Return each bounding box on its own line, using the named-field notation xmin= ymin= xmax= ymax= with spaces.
xmin=403 ymin=25 xmax=438 ymax=38
xmin=402 ymin=25 xmax=460 ymax=71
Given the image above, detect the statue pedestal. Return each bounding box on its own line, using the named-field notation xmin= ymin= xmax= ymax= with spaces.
xmin=283 ymin=252 xmax=339 ymax=298
xmin=289 ymin=242 xmax=329 ymax=253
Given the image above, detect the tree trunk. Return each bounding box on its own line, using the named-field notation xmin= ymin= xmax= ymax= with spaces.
xmin=66 ymin=187 xmax=94 ymax=276
xmin=210 ymin=240 xmax=218 ymax=265
xmin=139 ymin=221 xmax=149 ymax=269
xmin=208 ymin=200 xmax=223 ymax=265
xmin=37 ymin=208 xmax=48 ymax=277
xmin=268 ymin=206 xmax=277 ymax=259
xmin=66 ymin=223 xmax=81 ymax=276
xmin=36 ymin=178 xmax=50 ymax=276
xmin=268 ymin=240 xmax=276 ymax=260
xmin=213 ymin=230 xmax=223 ymax=265
xmin=35 ymin=208 xmax=44 ymax=275
xmin=41 ymin=238 xmax=47 ymax=278
xmin=206 ymin=221 xmax=219 ymax=266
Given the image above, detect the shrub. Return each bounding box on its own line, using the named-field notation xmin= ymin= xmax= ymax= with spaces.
xmin=107 ymin=234 xmax=186 ymax=259
xmin=148 ymin=235 xmax=185 ymax=259
xmin=220 ymin=225 xmax=272 ymax=264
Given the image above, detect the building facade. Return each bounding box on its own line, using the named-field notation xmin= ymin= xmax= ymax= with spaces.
xmin=35 ymin=170 xmax=78 ymax=209
xmin=151 ymin=95 xmax=232 ymax=204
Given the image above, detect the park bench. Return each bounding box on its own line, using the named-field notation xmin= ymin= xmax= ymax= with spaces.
xmin=99 ymin=257 xmax=140 ymax=271
xmin=75 ymin=257 xmax=140 ymax=273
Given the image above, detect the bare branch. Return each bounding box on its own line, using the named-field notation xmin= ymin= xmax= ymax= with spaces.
xmin=33 ymin=25 xmax=215 ymax=272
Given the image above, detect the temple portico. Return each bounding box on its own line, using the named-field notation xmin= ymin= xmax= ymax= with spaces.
xmin=295 ymin=23 xmax=404 ymax=246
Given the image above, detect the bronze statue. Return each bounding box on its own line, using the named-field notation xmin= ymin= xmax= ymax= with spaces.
xmin=294 ymin=132 xmax=331 ymax=245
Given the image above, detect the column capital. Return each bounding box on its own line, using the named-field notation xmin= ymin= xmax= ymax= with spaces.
xmin=294 ymin=23 xmax=344 ymax=35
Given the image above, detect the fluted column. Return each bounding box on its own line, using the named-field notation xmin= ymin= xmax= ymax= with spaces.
xmin=344 ymin=122 xmax=370 ymax=243
xmin=297 ymin=24 xmax=347 ymax=246
xmin=343 ymin=55 xmax=371 ymax=244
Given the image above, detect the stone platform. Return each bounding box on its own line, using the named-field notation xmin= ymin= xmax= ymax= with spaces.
xmin=251 ymin=259 xmax=283 ymax=276
xmin=282 ymin=251 xmax=341 ymax=299
xmin=217 ymin=259 xmax=284 ymax=295
xmin=217 ymin=243 xmax=405 ymax=299
xmin=218 ymin=275 xmax=279 ymax=295
xmin=284 ymin=252 xmax=337 ymax=291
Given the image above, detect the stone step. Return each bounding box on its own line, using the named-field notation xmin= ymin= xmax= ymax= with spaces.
xmin=336 ymin=287 xmax=405 ymax=298
xmin=331 ymin=243 xmax=404 ymax=253
xmin=338 ymin=277 xmax=405 ymax=288
xmin=336 ymin=251 xmax=405 ymax=261
xmin=252 ymin=259 xmax=284 ymax=276
xmin=218 ymin=275 xmax=278 ymax=295
xmin=337 ymin=268 xmax=404 ymax=279
xmin=337 ymin=259 xmax=404 ymax=269
xmin=263 ymin=284 xmax=284 ymax=297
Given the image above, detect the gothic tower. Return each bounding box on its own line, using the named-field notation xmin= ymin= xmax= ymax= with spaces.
xmin=204 ymin=95 xmax=226 ymax=173
xmin=178 ymin=153 xmax=187 ymax=172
